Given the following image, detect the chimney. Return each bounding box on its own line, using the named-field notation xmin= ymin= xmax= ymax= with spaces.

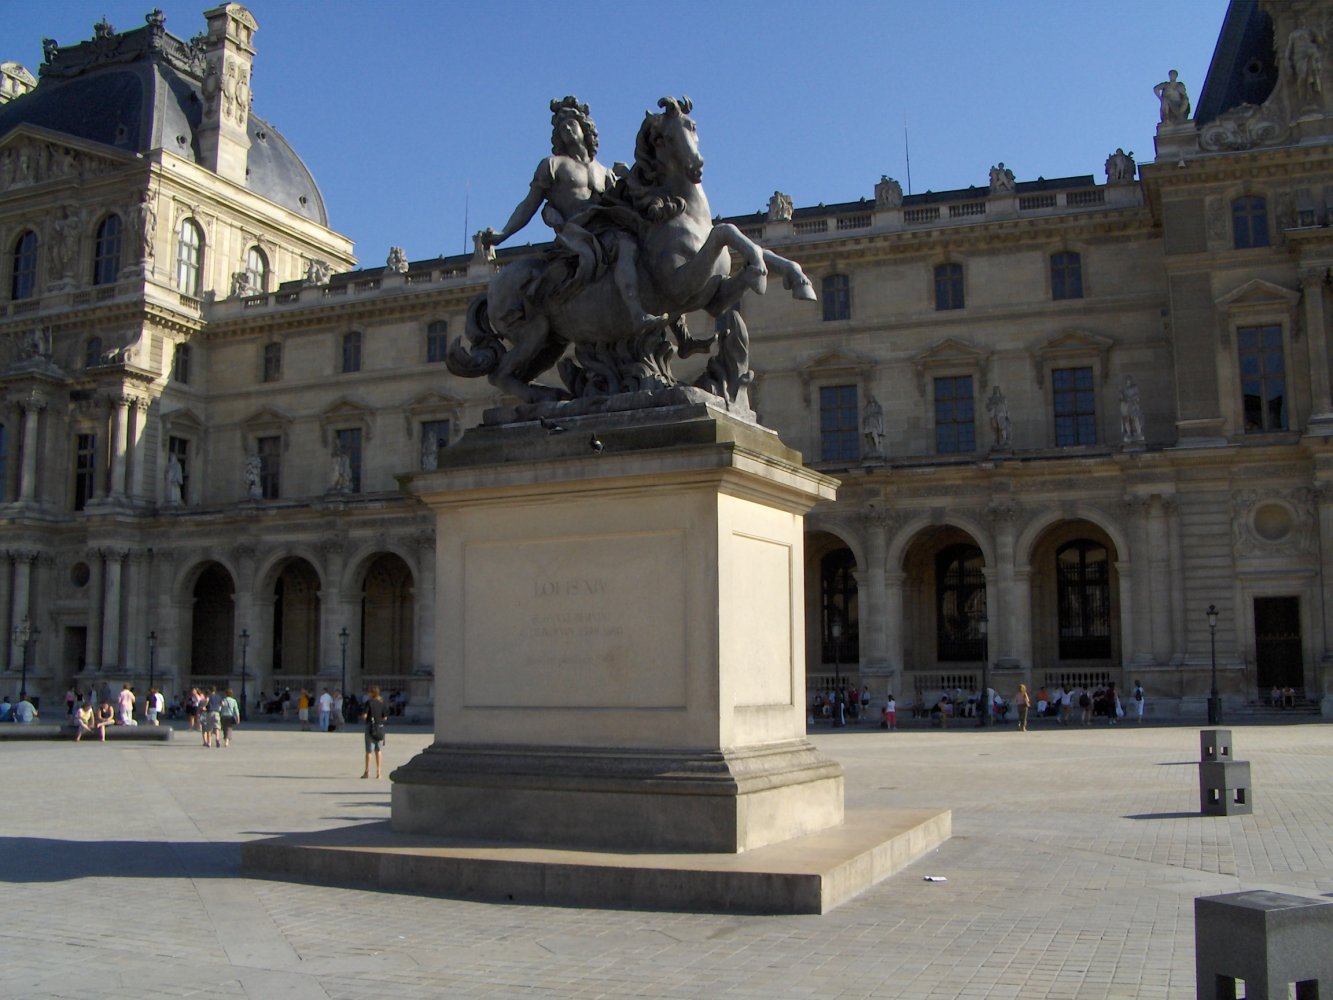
xmin=197 ymin=4 xmax=257 ymax=184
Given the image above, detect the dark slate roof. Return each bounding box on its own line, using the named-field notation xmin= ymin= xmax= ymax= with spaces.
xmin=1195 ymin=0 xmax=1278 ymax=125
xmin=0 ymin=16 xmax=328 ymax=226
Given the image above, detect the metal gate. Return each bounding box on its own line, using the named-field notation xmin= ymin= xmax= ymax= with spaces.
xmin=1254 ymin=596 xmax=1303 ymax=690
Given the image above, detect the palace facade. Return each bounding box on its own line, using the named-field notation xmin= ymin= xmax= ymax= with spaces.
xmin=3 ymin=2 xmax=1332 ymax=718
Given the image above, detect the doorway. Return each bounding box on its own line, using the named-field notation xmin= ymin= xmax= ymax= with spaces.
xmin=1254 ymin=596 xmax=1303 ymax=690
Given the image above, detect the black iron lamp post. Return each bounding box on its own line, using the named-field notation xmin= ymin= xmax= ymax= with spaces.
xmin=239 ymin=628 xmax=250 ymax=722
xmin=147 ymin=630 xmax=157 ymax=696
xmin=979 ymin=611 xmax=990 ymax=727
xmin=13 ymin=616 xmax=38 ymax=700
xmin=830 ymin=612 xmax=843 ymax=727
xmin=1207 ymin=604 xmax=1220 ymax=725
xmin=339 ymin=627 xmax=349 ymax=699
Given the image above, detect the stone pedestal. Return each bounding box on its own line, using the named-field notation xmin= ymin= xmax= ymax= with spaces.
xmin=393 ymin=399 xmax=844 ymax=853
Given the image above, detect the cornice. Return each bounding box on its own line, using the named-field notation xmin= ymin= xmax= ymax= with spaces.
xmin=201 ymin=283 xmax=482 ymax=338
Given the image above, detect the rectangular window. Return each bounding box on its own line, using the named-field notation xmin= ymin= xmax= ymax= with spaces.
xmin=171 ymin=343 xmax=190 ymax=384
xmin=0 ymin=422 xmax=7 ymax=503
xmin=1239 ymin=325 xmax=1287 ymax=431
xmin=934 ymin=376 xmax=976 ymax=453
xmin=426 ymin=321 xmax=449 ymax=363
xmin=819 ymin=384 xmax=859 ymax=463
xmin=821 ymin=274 xmax=850 ymax=321
xmin=262 ymin=342 xmax=282 ymax=383
xmin=934 ymin=262 xmax=964 ymax=311
xmin=74 ymin=433 xmax=97 ymax=510
xmin=1232 ymin=197 xmax=1271 ymax=249
xmin=168 ymin=436 xmax=189 ymax=503
xmin=420 ymin=419 xmax=449 ymax=469
xmin=1053 ymin=367 xmax=1097 ymax=445
xmin=1050 ymin=252 xmax=1083 ymax=300
xmin=257 ymin=435 xmax=281 ymax=499
xmin=342 ymin=331 xmax=362 ymax=373
xmin=335 ymin=427 xmax=362 ymax=493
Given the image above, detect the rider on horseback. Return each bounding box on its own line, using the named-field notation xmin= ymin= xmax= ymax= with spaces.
xmin=481 ymin=96 xmax=669 ymax=337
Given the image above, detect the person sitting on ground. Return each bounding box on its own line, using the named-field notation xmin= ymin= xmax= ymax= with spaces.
xmin=74 ymin=702 xmax=96 ymax=741
xmin=1282 ymin=686 xmax=1296 ymax=709
xmin=12 ymin=693 xmax=37 ymax=723
xmin=95 ymin=701 xmax=115 ymax=740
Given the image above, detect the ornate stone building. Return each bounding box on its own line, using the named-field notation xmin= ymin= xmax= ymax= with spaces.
xmin=2 ymin=1 xmax=1331 ymax=718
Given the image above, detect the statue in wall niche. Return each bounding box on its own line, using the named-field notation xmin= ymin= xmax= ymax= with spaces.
xmin=130 ymin=189 xmax=156 ymax=261
xmin=420 ymin=433 xmax=439 ymax=470
xmin=1154 ymin=69 xmax=1190 ymax=124
xmin=988 ymin=162 xmax=1015 ymax=194
xmin=986 ymin=385 xmax=1011 ymax=449
xmin=47 ymin=205 xmax=81 ymax=279
xmin=165 ymin=452 xmax=184 ymax=505
xmin=1120 ymin=375 xmax=1144 ymax=444
xmin=448 ymin=95 xmax=817 ymax=405
xmin=766 ymin=190 xmax=793 ymax=222
xmin=862 ymin=393 xmax=885 ymax=458
xmin=386 ymin=246 xmax=409 ymax=273
xmin=329 ymin=442 xmax=352 ymax=493
xmin=874 ymin=175 xmax=903 ymax=208
xmin=244 ymin=452 xmax=262 ymax=499
xmin=1287 ymin=24 xmax=1324 ymax=103
xmin=18 ymin=326 xmax=53 ymax=360
xmin=1105 ymin=148 xmax=1136 ymax=183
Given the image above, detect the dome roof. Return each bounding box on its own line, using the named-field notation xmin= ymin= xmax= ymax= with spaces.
xmin=0 ymin=16 xmax=328 ymax=226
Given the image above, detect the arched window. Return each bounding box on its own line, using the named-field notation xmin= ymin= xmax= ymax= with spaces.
xmin=1056 ymin=540 xmax=1111 ymax=659
xmin=342 ymin=330 xmax=362 ymax=373
xmin=84 ymin=336 xmax=104 ymax=369
xmin=245 ymin=246 xmax=268 ymax=293
xmin=936 ymin=544 xmax=985 ymax=661
xmin=1232 ymin=196 xmax=1270 ymax=249
xmin=11 ymin=230 xmax=38 ymax=300
xmin=93 ymin=214 xmax=123 ymax=285
xmin=176 ymin=219 xmax=204 ymax=296
xmin=820 ymin=548 xmax=858 ymax=664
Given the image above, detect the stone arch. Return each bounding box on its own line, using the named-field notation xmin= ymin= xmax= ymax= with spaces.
xmin=359 ymin=552 xmax=415 ymax=679
xmin=1015 ymin=504 xmax=1130 ymax=569
xmin=189 ymin=561 xmax=235 ymax=677
xmin=264 ymin=556 xmax=322 ymax=676
xmin=805 ymin=527 xmax=859 ymax=681
xmin=898 ymin=521 xmax=990 ymax=695
xmin=887 ymin=510 xmax=996 ymax=572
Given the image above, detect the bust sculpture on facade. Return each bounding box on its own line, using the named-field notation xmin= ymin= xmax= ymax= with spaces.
xmin=1154 ymin=69 xmax=1191 ymax=124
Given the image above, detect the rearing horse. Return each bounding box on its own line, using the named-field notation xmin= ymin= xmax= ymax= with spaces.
xmin=447 ymin=97 xmax=816 ymax=403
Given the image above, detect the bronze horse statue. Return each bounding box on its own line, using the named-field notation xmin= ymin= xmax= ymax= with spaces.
xmin=447 ymin=97 xmax=816 ymax=404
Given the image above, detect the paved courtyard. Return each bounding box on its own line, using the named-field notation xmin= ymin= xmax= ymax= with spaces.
xmin=1 ymin=717 xmax=1331 ymax=999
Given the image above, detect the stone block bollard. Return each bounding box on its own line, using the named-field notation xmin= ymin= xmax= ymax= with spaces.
xmin=1199 ymin=729 xmax=1251 ymax=816
xmin=1195 ymin=890 xmax=1333 ymax=999
xmin=1200 ymin=729 xmax=1233 ymax=762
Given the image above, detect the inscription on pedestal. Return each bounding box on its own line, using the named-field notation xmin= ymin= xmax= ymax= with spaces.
xmin=463 ymin=530 xmax=686 ymax=709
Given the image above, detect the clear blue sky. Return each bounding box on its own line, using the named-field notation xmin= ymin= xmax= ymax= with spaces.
xmin=4 ymin=1 xmax=1227 ymax=268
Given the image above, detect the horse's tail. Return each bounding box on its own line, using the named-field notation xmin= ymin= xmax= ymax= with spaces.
xmin=446 ymin=292 xmax=506 ymax=379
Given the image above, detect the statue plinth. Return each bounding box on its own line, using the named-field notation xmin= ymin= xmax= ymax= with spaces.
xmin=394 ymin=399 xmax=845 ymax=852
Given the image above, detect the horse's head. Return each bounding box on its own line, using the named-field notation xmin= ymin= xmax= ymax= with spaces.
xmin=634 ymin=96 xmax=703 ymax=186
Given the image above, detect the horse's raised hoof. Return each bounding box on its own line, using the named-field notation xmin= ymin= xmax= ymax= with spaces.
xmin=675 ymin=334 xmax=717 ymax=359
xmin=789 ymin=275 xmax=817 ymax=302
xmin=743 ymin=264 xmax=768 ymax=295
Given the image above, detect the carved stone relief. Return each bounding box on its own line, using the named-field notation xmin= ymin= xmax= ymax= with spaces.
xmin=1232 ymin=488 xmax=1316 ymax=557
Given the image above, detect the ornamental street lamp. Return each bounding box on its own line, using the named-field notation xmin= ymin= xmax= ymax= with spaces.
xmin=239 ymin=628 xmax=250 ymax=722
xmin=830 ymin=612 xmax=843 ymax=727
xmin=1207 ymin=604 xmax=1220 ymax=725
xmin=12 ymin=616 xmax=38 ymax=702
xmin=147 ymin=630 xmax=157 ymax=696
xmin=979 ymin=611 xmax=990 ymax=727
xmin=339 ymin=627 xmax=349 ymax=700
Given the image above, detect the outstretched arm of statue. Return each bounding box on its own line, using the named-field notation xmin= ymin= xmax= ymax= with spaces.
xmin=488 ymin=179 xmax=549 ymax=246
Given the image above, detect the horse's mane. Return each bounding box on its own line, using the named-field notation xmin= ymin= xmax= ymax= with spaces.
xmin=618 ymin=97 xmax=693 ymax=224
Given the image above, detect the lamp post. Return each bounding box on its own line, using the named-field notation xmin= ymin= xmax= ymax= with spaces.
xmin=147 ymin=630 xmax=157 ymax=696
xmin=978 ymin=611 xmax=990 ymax=727
xmin=238 ymin=628 xmax=249 ymax=722
xmin=1207 ymin=604 xmax=1220 ymax=725
xmin=830 ymin=612 xmax=843 ymax=727
xmin=12 ymin=617 xmax=38 ymax=701
xmin=338 ymin=627 xmax=349 ymax=700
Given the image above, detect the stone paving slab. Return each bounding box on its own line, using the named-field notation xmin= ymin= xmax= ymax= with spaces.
xmin=1 ymin=719 xmax=1331 ymax=998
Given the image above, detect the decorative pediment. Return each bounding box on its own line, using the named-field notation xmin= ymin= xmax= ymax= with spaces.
xmin=1215 ymin=278 xmax=1301 ymax=311
xmin=160 ymin=406 xmax=204 ymax=435
xmin=402 ymin=389 xmax=464 ymax=438
xmin=796 ymin=349 xmax=876 ymax=405
xmin=912 ymin=338 xmax=991 ymax=395
xmin=1032 ymin=329 xmax=1114 ymax=386
xmin=0 ymin=125 xmax=137 ymax=195
xmin=242 ymin=406 xmax=293 ymax=450
xmin=317 ymin=397 xmax=375 ymax=446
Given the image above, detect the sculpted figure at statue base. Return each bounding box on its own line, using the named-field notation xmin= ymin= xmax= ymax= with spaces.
xmin=447 ymin=96 xmax=817 ymax=408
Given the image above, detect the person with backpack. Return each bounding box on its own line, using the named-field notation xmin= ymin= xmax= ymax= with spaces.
xmin=361 ymin=685 xmax=388 ymax=779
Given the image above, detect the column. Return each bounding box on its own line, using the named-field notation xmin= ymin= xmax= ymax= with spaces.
xmin=124 ymin=550 xmax=151 ymax=674
xmin=1124 ymin=495 xmax=1155 ymax=665
xmin=1147 ymin=496 xmax=1173 ymax=663
xmin=101 ymin=548 xmax=127 ymax=670
xmin=129 ymin=399 xmax=150 ymax=500
xmin=1302 ymin=267 xmax=1333 ymax=421
xmin=318 ymin=536 xmax=346 ymax=674
xmin=857 ymin=509 xmax=890 ymax=673
xmin=18 ymin=392 xmax=45 ymax=503
xmin=108 ymin=395 xmax=129 ymax=498
xmin=883 ymin=568 xmax=906 ymax=697
xmin=988 ymin=500 xmax=1021 ymax=668
xmin=1165 ymin=496 xmax=1186 ymax=659
xmin=230 ymin=542 xmax=257 ymax=684
xmin=1012 ymin=567 xmax=1034 ymax=670
xmin=85 ymin=549 xmax=104 ymax=671
xmin=1315 ymin=483 xmax=1333 ymax=702
xmin=9 ymin=549 xmax=35 ymax=667
xmin=413 ymin=530 xmax=435 ymax=674
xmin=0 ymin=551 xmax=11 ymax=670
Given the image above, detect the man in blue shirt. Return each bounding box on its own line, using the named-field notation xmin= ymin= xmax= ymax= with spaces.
xmin=12 ymin=694 xmax=37 ymax=723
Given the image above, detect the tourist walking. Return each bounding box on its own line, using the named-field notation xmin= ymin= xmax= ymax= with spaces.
xmin=219 ymin=688 xmax=240 ymax=747
xmin=882 ymin=693 xmax=897 ymax=731
xmin=361 ymin=685 xmax=388 ymax=779
xmin=1014 ymin=683 xmax=1031 ymax=731
xmin=318 ymin=689 xmax=333 ymax=732
xmin=116 ymin=684 xmax=135 ymax=725
xmin=1132 ymin=680 xmax=1145 ymax=724
xmin=298 ymin=688 xmax=311 ymax=731
xmin=203 ymin=687 xmax=223 ymax=747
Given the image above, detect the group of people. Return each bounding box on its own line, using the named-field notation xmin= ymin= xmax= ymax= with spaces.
xmin=0 ymin=692 xmax=38 ymax=723
xmin=917 ymin=681 xmax=1146 ymax=729
xmin=180 ymin=686 xmax=242 ymax=747
xmin=810 ymin=684 xmax=874 ymax=726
